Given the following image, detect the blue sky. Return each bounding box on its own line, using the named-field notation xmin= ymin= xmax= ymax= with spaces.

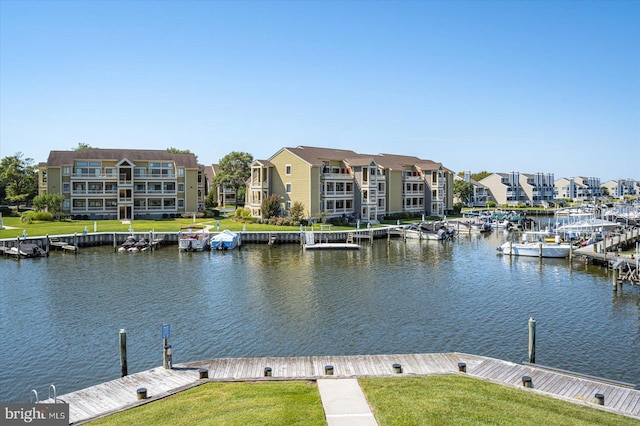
xmin=1 ymin=0 xmax=638 ymax=181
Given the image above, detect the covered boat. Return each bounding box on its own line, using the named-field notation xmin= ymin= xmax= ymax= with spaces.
xmin=210 ymin=229 xmax=239 ymax=250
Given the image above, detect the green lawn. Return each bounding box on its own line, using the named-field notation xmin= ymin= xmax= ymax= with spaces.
xmin=90 ymin=381 xmax=325 ymax=426
xmin=88 ymin=376 xmax=638 ymax=425
xmin=0 ymin=216 xmax=359 ymax=239
xmin=360 ymin=375 xmax=637 ymax=426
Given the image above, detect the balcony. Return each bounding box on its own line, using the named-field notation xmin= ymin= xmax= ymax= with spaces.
xmin=321 ymin=172 xmax=351 ymax=180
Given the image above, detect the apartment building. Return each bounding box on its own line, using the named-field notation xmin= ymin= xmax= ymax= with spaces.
xmin=554 ymin=176 xmax=602 ymax=201
xmin=479 ymin=171 xmax=555 ymax=206
xmin=38 ymin=149 xmax=205 ymax=220
xmin=246 ymin=146 xmax=453 ymax=221
xmin=602 ymin=178 xmax=638 ymax=199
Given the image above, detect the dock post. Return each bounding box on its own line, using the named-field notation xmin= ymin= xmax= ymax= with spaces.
xmin=528 ymin=317 xmax=536 ymax=364
xmin=119 ymin=329 xmax=128 ymax=377
xmin=538 ymin=242 xmax=543 ymax=258
xmin=612 ymin=268 xmax=618 ymax=292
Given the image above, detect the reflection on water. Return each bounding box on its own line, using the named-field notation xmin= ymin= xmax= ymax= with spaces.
xmin=1 ymin=230 xmax=639 ymax=402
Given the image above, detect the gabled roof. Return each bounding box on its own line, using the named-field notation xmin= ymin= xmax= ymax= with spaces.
xmin=252 ymin=159 xmax=274 ymax=167
xmin=375 ymin=153 xmax=448 ymax=172
xmin=278 ymin=146 xmax=361 ymax=166
xmin=45 ymin=148 xmax=200 ymax=168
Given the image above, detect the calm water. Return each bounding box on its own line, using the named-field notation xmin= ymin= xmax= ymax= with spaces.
xmin=1 ymin=230 xmax=639 ymax=402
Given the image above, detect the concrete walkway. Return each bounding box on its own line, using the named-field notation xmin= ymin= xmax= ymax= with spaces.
xmin=317 ymin=378 xmax=377 ymax=426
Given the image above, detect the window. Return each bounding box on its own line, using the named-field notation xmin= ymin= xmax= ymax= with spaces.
xmin=286 ymin=183 xmax=292 ymax=193
xmin=63 ymin=199 xmax=70 ymax=209
xmin=285 ymin=201 xmax=291 ymax=210
xmin=135 ymin=184 xmax=146 ymax=192
xmin=41 ymin=170 xmax=47 ymax=183
xmin=63 ymin=183 xmax=70 ymax=193
xmin=178 ymin=183 xmax=184 ymax=192
xmin=285 ymin=165 xmax=292 ymax=175
xmin=178 ymin=199 xmax=184 ymax=208
xmin=63 ymin=167 xmax=71 ymax=175
xmin=178 ymin=168 xmax=184 ymax=177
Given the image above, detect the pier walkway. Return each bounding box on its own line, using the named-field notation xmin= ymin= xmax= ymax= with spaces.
xmin=40 ymin=353 xmax=640 ymax=424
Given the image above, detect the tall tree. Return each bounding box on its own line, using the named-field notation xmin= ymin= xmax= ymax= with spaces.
xmin=453 ymin=179 xmax=474 ymax=206
xmin=213 ymin=151 xmax=253 ymax=203
xmin=0 ymin=153 xmax=38 ymax=205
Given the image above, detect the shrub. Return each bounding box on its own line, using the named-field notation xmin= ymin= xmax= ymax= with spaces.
xmin=486 ymin=201 xmax=497 ymax=208
xmin=20 ymin=211 xmax=54 ymax=223
xmin=0 ymin=206 xmax=13 ymax=216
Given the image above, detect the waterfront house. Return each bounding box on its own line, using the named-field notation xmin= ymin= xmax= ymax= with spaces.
xmin=38 ymin=148 xmax=206 ymax=220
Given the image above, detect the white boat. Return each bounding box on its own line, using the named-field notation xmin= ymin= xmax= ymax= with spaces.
xmin=178 ymin=225 xmax=211 ymax=251
xmin=405 ymin=221 xmax=457 ymax=240
xmin=498 ymin=232 xmax=572 ymax=258
xmin=210 ymin=229 xmax=239 ymax=250
xmin=556 ymin=218 xmax=618 ymax=239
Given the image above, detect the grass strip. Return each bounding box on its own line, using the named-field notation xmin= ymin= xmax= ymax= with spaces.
xmin=90 ymin=381 xmax=325 ymax=426
xmin=359 ymin=375 xmax=638 ymax=426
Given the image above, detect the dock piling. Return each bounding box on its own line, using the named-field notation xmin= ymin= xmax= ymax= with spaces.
xmin=119 ymin=329 xmax=127 ymax=377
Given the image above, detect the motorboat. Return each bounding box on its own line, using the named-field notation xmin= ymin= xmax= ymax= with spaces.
xmin=498 ymin=232 xmax=572 ymax=258
xmin=178 ymin=225 xmax=211 ymax=251
xmin=210 ymin=229 xmax=239 ymax=250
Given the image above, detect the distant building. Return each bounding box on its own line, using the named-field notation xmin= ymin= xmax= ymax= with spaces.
xmin=204 ymin=164 xmax=237 ymax=207
xmin=478 ymin=171 xmax=555 ymax=206
xmin=601 ymin=178 xmax=638 ymax=199
xmin=554 ymin=176 xmax=602 ymax=201
xmin=38 ymin=148 xmax=205 ymax=220
xmin=455 ymin=172 xmax=490 ymax=207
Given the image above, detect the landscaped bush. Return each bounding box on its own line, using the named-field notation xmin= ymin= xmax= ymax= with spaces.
xmin=328 ymin=216 xmax=348 ymax=226
xmin=20 ymin=211 xmax=54 ymax=223
xmin=181 ymin=212 xmax=204 ymax=219
xmin=203 ymin=209 xmax=221 ymax=218
xmin=264 ymin=217 xmax=300 ymax=226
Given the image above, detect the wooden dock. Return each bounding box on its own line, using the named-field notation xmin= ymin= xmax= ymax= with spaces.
xmin=39 ymin=353 xmax=640 ymax=424
xmin=573 ymin=227 xmax=640 ymax=285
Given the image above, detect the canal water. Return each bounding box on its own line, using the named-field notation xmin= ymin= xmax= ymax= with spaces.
xmin=1 ymin=230 xmax=639 ymax=402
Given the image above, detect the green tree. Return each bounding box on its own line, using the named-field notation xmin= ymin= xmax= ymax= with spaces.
xmin=33 ymin=194 xmax=64 ymax=218
xmin=289 ymin=201 xmax=305 ymax=221
xmin=167 ymin=147 xmax=197 ymax=161
xmin=213 ymin=152 xmax=253 ymax=204
xmin=471 ymin=171 xmax=491 ymax=181
xmin=0 ymin=153 xmax=38 ymax=205
xmin=74 ymin=142 xmax=93 ymax=150
xmin=205 ymin=190 xmax=217 ymax=209
xmin=262 ymin=194 xmax=281 ymax=219
xmin=453 ymin=179 xmax=474 ymax=206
